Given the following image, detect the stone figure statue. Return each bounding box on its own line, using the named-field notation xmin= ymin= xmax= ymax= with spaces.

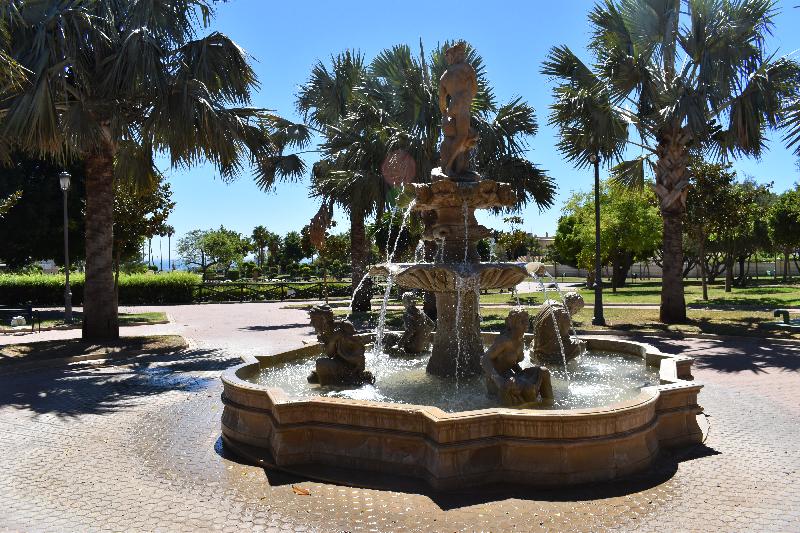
xmin=482 ymin=308 xmax=553 ymax=407
xmin=307 ymin=305 xmax=374 ymax=386
xmin=399 ymin=292 xmax=435 ymax=353
xmin=438 ymin=42 xmax=478 ymax=179
xmin=531 ymin=292 xmax=586 ymax=364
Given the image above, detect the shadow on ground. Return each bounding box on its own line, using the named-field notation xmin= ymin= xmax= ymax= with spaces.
xmin=636 ymin=334 xmax=800 ymax=374
xmin=238 ymin=323 xmax=309 ymax=332
xmin=0 ymin=347 xmax=240 ymax=417
xmin=216 ymin=435 xmax=720 ymax=510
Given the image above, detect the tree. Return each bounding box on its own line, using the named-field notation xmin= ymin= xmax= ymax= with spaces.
xmin=177 ymin=227 xmax=248 ymax=280
xmin=113 ymin=178 xmax=175 ymax=291
xmin=544 ymin=0 xmax=800 ymax=323
xmin=0 ymin=155 xmax=86 ymax=269
xmin=768 ymin=185 xmax=800 ymax=281
xmin=553 ymin=181 xmax=661 ymax=289
xmin=300 ymin=42 xmax=556 ymax=312
xmin=280 ymin=231 xmax=307 ymax=267
xmin=0 ymin=1 xmax=309 ymax=340
xmin=0 ymin=190 xmax=20 ymax=218
xmin=251 ymin=226 xmax=271 ymax=269
xmin=685 ymin=160 xmax=736 ymax=299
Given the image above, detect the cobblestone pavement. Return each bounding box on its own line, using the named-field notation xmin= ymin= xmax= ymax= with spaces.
xmin=0 ymin=303 xmax=799 ymax=531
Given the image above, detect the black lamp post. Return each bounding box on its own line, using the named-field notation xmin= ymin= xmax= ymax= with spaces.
xmin=59 ymin=171 xmax=73 ymax=323
xmin=589 ymin=154 xmax=605 ymax=326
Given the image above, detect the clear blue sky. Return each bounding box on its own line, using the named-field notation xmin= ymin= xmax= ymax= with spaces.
xmin=156 ymin=0 xmax=800 ymax=260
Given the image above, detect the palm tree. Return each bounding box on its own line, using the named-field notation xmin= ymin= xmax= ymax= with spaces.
xmin=251 ymin=225 xmax=270 ymax=269
xmin=301 ymin=43 xmax=556 ymax=312
xmin=0 ymin=1 xmax=308 ymax=340
xmin=545 ymin=0 xmax=800 ymax=323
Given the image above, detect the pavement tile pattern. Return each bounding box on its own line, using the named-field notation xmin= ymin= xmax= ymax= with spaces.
xmin=0 ymin=303 xmax=798 ymax=532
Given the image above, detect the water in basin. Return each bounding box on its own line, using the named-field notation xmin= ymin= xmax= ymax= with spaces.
xmin=245 ymin=349 xmax=660 ymax=412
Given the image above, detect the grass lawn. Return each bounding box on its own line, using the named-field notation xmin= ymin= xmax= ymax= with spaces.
xmin=0 ymin=334 xmax=187 ymax=368
xmin=338 ymin=305 xmax=799 ymax=340
xmin=0 ymin=311 xmax=168 ymax=331
xmin=477 ymin=280 xmax=800 ymax=308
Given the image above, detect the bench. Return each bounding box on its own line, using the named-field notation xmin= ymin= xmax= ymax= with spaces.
xmin=0 ymin=303 xmax=41 ymax=333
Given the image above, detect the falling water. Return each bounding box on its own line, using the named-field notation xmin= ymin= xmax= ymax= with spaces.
xmin=372 ymin=273 xmax=395 ymax=364
xmin=384 ymin=203 xmax=401 ymax=262
xmin=544 ymin=272 xmax=579 ymax=343
xmin=388 ymin=200 xmax=416 ymax=264
xmin=349 ymin=273 xmax=371 ymax=311
xmin=511 ymin=286 xmax=521 ymax=306
xmin=462 ymin=200 xmax=469 ymax=264
xmin=453 ymin=274 xmax=465 ymax=389
xmin=533 ymin=273 xmax=570 ymax=382
xmin=435 ymin=238 xmax=446 ymax=263
xmin=414 ymin=239 xmax=425 ymax=263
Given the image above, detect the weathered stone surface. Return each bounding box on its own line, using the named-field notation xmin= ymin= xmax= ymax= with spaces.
xmin=482 ymin=308 xmax=553 ymax=406
xmin=221 ymin=337 xmax=704 ymax=489
xmin=307 ymin=305 xmax=373 ymax=386
xmin=532 ymin=292 xmax=587 ymax=365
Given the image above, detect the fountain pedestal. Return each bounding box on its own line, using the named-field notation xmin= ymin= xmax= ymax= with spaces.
xmin=428 ymin=285 xmax=482 ymax=377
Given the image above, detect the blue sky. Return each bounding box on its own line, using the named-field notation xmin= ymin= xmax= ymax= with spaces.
xmin=156 ymin=0 xmax=800 ymax=259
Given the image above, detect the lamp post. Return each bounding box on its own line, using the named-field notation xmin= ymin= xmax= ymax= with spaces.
xmin=59 ymin=171 xmax=73 ymax=323
xmin=589 ymin=154 xmax=605 ymax=326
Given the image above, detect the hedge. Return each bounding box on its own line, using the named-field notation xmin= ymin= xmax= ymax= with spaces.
xmin=0 ymin=272 xmax=201 ymax=306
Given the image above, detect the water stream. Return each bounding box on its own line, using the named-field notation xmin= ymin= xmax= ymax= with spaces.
xmin=545 ymin=271 xmax=579 ymax=343
xmin=533 ymin=273 xmax=570 ymax=382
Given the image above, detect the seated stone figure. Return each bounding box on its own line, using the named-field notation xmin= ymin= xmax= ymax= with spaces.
xmin=307 ymin=305 xmax=374 ymax=386
xmin=531 ymin=292 xmax=586 ymax=365
xmin=481 ymin=308 xmax=553 ymax=407
xmin=384 ymin=292 xmax=435 ymax=355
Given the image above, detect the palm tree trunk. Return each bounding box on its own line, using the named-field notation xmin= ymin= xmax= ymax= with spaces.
xmin=350 ymin=210 xmax=371 ymax=312
xmin=83 ymin=144 xmax=119 ymax=341
xmin=654 ymin=133 xmax=689 ymax=324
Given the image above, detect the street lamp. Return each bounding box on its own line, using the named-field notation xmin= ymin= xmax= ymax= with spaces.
xmin=588 ymin=154 xmax=605 ymax=326
xmin=59 ymin=171 xmax=73 ymax=323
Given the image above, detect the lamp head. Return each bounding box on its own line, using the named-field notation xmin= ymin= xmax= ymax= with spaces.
xmin=588 ymin=154 xmax=599 ymax=164
xmin=59 ymin=171 xmax=71 ymax=191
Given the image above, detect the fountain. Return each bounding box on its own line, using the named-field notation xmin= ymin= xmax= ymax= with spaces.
xmin=220 ymin=42 xmax=703 ymax=490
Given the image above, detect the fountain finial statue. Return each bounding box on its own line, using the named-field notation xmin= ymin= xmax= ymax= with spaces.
xmin=532 ymin=292 xmax=587 ymax=364
xmin=482 ymin=308 xmax=553 ymax=406
xmin=307 ymin=305 xmax=374 ymax=386
xmin=438 ymin=41 xmax=478 ymax=179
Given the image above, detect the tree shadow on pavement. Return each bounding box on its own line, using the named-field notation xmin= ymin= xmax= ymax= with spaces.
xmin=238 ymin=323 xmax=310 ymax=332
xmin=0 ymin=347 xmax=240 ymax=418
xmin=636 ymin=334 xmax=800 ymax=374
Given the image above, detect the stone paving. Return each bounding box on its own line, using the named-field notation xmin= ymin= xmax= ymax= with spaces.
xmin=0 ymin=303 xmax=799 ymax=532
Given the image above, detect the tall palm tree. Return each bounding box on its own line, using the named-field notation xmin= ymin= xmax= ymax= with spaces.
xmin=301 ymin=42 xmax=556 ymax=312
xmin=0 ymin=1 xmax=308 ymax=340
xmin=545 ymin=0 xmax=800 ymax=323
xmin=251 ymin=225 xmax=270 ymax=269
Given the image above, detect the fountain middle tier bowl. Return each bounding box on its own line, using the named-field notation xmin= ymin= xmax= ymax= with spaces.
xmin=221 ymin=336 xmax=703 ymax=490
xmin=369 ymin=262 xmax=528 ymax=292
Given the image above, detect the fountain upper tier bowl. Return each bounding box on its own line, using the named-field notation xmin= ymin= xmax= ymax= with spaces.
xmin=370 ymin=262 xmax=528 ymax=292
xmin=410 ymin=174 xmax=517 ymax=210
xmin=221 ymin=336 xmax=703 ymax=490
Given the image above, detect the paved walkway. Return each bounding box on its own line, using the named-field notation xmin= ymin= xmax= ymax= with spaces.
xmin=1 ymin=303 xmax=799 ymax=531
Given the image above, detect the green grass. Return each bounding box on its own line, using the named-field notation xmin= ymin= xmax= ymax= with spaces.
xmin=0 ymin=311 xmax=168 ymax=331
xmin=336 ymin=305 xmax=799 ymax=340
xmin=477 ymin=280 xmax=800 ymax=308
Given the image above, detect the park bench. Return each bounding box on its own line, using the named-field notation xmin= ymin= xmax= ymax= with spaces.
xmin=0 ymin=303 xmax=41 ymax=333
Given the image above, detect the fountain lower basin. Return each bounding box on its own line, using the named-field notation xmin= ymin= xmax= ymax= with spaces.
xmin=221 ymin=335 xmax=703 ymax=490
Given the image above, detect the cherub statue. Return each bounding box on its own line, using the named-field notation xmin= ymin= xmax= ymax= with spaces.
xmin=397 ymin=292 xmax=435 ymax=354
xmin=307 ymin=305 xmax=374 ymax=386
xmin=482 ymin=308 xmax=553 ymax=407
xmin=531 ymin=292 xmax=586 ymax=365
xmin=438 ymin=42 xmax=478 ymax=178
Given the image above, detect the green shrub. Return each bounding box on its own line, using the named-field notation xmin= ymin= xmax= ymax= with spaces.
xmin=0 ymin=272 xmax=201 ymax=305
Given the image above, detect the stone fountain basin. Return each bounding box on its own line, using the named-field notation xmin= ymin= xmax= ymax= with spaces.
xmin=370 ymin=262 xmax=529 ymax=291
xmin=220 ymin=336 xmax=703 ymax=490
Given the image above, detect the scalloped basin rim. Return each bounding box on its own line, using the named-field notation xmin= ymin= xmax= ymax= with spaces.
xmin=220 ymin=335 xmax=704 ymax=489
xmin=222 ymin=336 xmax=696 ymax=419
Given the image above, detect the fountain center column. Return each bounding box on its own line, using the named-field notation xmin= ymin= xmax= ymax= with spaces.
xmin=427 ymin=283 xmax=482 ymax=378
